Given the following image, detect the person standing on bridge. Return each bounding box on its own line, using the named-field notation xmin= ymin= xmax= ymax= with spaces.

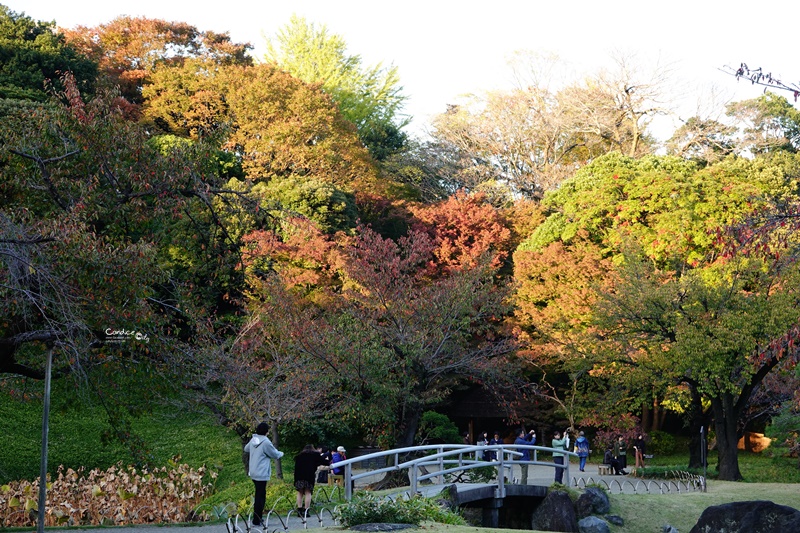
xmin=244 ymin=422 xmax=284 ymax=526
xmin=514 ymin=428 xmax=535 ymax=484
xmin=477 ymin=431 xmax=490 ymax=460
xmin=488 ymin=431 xmax=503 ymax=461
xmin=551 ymin=429 xmax=569 ymax=484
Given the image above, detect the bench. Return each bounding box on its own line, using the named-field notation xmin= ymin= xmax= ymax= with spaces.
xmin=598 ymin=464 xmax=612 ymax=475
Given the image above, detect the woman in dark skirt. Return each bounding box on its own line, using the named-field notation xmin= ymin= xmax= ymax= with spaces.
xmin=294 ymin=444 xmax=329 ymax=513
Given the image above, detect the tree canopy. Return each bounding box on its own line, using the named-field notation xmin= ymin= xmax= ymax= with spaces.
xmin=264 ymin=15 xmax=409 ymax=161
xmin=0 ymin=5 xmax=96 ymax=101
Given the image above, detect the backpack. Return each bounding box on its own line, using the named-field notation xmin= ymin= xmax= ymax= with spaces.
xmin=576 ymin=439 xmax=589 ymax=455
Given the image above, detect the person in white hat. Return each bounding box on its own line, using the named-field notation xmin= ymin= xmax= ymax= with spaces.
xmin=331 ymin=446 xmax=347 ymax=475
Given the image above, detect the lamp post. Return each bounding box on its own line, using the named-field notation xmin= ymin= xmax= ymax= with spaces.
xmin=37 ymin=348 xmax=53 ymax=533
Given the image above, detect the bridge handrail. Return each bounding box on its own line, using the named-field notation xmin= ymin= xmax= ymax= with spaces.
xmin=328 ymin=444 xmax=578 ymax=500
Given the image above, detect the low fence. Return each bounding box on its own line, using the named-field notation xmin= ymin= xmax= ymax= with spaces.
xmin=572 ymin=470 xmax=706 ymax=494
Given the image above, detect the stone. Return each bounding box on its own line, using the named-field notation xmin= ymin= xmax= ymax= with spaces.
xmin=689 ymin=500 xmax=800 ymax=533
xmin=575 ymin=487 xmax=611 ymax=518
xmin=605 ymin=514 xmax=624 ymax=526
xmin=577 ymin=515 xmax=610 ymax=533
xmin=530 ymin=490 xmax=579 ymax=532
xmin=662 ymin=526 xmax=679 ymax=533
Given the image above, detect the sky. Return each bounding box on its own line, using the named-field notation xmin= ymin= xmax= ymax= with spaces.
xmin=6 ymin=0 xmax=797 ymax=141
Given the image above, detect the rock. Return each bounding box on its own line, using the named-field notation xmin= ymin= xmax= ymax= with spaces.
xmin=531 ymin=490 xmax=579 ymax=532
xmin=605 ymin=514 xmax=624 ymax=526
xmin=662 ymin=526 xmax=679 ymax=533
xmin=578 ymin=515 xmax=610 ymax=533
xmin=690 ymin=500 xmax=800 ymax=533
xmin=576 ymin=487 xmax=611 ymax=518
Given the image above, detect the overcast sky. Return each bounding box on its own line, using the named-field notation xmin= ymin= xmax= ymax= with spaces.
xmin=6 ymin=0 xmax=796 ymax=140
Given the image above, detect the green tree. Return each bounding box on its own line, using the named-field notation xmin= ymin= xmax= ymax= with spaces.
xmin=264 ymin=15 xmax=409 ymax=160
xmin=0 ymin=73 xmax=249 ymax=381
xmin=726 ymin=93 xmax=800 ymax=155
xmin=0 ymin=5 xmax=96 ymax=101
xmin=514 ymin=152 xmax=800 ymax=479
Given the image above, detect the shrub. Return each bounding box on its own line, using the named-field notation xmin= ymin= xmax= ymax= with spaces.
xmin=647 ymin=430 xmax=678 ymax=455
xmin=333 ymin=493 xmax=465 ymax=527
xmin=0 ymin=462 xmax=214 ymax=528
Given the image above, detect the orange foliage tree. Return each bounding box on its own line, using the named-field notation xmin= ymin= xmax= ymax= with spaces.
xmin=63 ymin=16 xmax=252 ymax=106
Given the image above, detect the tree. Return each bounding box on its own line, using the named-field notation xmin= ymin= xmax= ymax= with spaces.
xmin=513 ymin=152 xmax=800 ymax=479
xmin=264 ymin=15 xmax=409 ymax=160
xmin=726 ymin=93 xmax=800 ymax=155
xmin=666 ymin=116 xmax=736 ymax=164
xmin=428 ymin=53 xmax=670 ymax=200
xmin=0 ymin=5 xmax=96 ymax=101
xmin=232 ymin=194 xmax=519 ymax=455
xmin=143 ymin=62 xmax=382 ymax=193
xmin=63 ymin=16 xmax=252 ymax=105
xmin=597 ymin=248 xmax=800 ymax=480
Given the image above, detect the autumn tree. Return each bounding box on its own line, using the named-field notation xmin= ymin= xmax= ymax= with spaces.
xmin=513 ymin=152 xmax=800 ymax=479
xmin=264 ymin=15 xmax=409 ymax=160
xmin=226 ymin=192 xmax=519 ymax=457
xmin=0 ymin=73 xmax=254 ymax=383
xmin=143 ymin=62 xmax=382 ymax=193
xmin=63 ymin=16 xmax=252 ymax=105
xmin=665 ymin=116 xmax=736 ymax=164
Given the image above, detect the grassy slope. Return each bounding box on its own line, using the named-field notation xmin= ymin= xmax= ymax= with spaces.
xmin=0 ymin=380 xmax=246 ymax=490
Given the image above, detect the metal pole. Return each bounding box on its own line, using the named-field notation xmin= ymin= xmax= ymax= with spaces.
xmin=37 ymin=348 xmax=53 ymax=533
xmin=345 ymin=463 xmax=352 ymax=501
xmin=701 ymin=426 xmax=707 ymax=491
xmin=437 ymin=446 xmax=444 ymax=485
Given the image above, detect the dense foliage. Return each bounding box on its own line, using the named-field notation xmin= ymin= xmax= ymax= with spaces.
xmin=2 ymin=5 xmax=800 ymax=514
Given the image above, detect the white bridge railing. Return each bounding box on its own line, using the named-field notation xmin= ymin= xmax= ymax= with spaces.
xmin=332 ymin=444 xmax=578 ymax=500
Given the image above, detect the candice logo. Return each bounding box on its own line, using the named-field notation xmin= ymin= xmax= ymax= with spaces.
xmin=104 ymin=328 xmax=149 ymax=344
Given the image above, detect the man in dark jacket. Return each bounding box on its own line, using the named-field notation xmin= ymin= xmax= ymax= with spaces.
xmin=514 ymin=428 xmax=535 ymax=484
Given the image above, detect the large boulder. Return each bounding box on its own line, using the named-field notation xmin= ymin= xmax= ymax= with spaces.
xmin=576 ymin=487 xmax=610 ymax=518
xmin=531 ymin=490 xmax=578 ymax=532
xmin=690 ymin=500 xmax=800 ymax=533
xmin=578 ymin=515 xmax=610 ymax=533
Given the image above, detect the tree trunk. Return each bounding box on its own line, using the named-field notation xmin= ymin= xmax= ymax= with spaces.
xmin=641 ymin=403 xmax=652 ymax=433
xmin=712 ymin=394 xmax=743 ymax=481
xmin=655 ymin=403 xmax=667 ymax=431
xmin=686 ymin=385 xmax=708 ymax=469
xmin=271 ymin=424 xmax=283 ymax=480
xmin=367 ymin=404 xmax=424 ymax=491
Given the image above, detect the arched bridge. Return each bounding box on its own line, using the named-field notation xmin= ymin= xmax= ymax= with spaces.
xmin=330 ymin=444 xmax=577 ymax=502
